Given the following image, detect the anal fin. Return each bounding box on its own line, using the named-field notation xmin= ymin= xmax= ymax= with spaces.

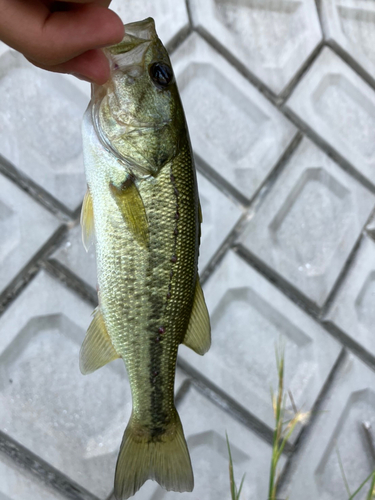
xmin=80 ymin=307 xmax=120 ymax=374
xmin=183 ymin=277 xmax=211 ymax=355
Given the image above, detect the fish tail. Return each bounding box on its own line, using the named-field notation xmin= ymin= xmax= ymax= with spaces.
xmin=114 ymin=409 xmax=193 ymax=499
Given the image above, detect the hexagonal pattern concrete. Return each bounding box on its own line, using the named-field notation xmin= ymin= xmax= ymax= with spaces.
xmin=0 ymin=271 xmax=128 ymax=499
xmin=110 ymin=0 xmax=189 ymax=46
xmin=0 ymin=50 xmax=88 ymax=211
xmin=286 ymin=47 xmax=375 ymax=187
xmin=180 ymin=250 xmax=341 ymax=433
xmin=0 ymin=174 xmax=60 ymax=295
xmin=192 ymin=171 xmax=242 ymax=271
xmin=322 ymin=0 xmax=375 ymax=85
xmin=0 ymin=454 xmax=66 ymax=500
xmin=280 ymin=354 xmax=375 ymax=500
xmin=189 ymin=0 xmax=322 ymax=94
xmin=325 ymin=235 xmax=375 ymax=358
xmin=239 ymin=138 xmax=375 ymax=306
xmin=172 ymin=33 xmax=297 ymax=201
xmin=51 ymin=223 xmax=97 ymax=291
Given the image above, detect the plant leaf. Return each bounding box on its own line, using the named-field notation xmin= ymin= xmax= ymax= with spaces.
xmin=237 ymin=474 xmax=246 ymax=499
xmin=366 ymin=472 xmax=375 ymax=500
xmin=348 ymin=471 xmax=375 ymax=499
xmin=226 ymin=432 xmax=236 ymax=500
xmin=336 ymin=446 xmax=351 ymax=496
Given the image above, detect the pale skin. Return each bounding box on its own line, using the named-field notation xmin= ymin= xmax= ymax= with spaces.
xmin=0 ymin=0 xmax=124 ymax=84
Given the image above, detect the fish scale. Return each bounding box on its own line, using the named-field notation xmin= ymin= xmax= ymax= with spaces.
xmin=79 ymin=17 xmax=210 ymax=499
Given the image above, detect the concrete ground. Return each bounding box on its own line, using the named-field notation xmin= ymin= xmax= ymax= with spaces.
xmin=0 ymin=1 xmax=375 ymax=499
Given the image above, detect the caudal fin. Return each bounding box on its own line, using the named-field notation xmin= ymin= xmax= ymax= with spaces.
xmin=114 ymin=410 xmax=193 ymax=499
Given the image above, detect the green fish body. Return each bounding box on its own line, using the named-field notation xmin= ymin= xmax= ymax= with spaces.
xmin=80 ymin=18 xmax=211 ymax=499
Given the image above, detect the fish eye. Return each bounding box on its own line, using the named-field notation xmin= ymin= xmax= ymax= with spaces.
xmin=149 ymin=62 xmax=174 ymax=89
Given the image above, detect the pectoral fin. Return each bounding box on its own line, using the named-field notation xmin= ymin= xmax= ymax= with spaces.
xmin=183 ymin=277 xmax=211 ymax=355
xmin=110 ymin=178 xmax=150 ymax=248
xmin=80 ymin=307 xmax=120 ymax=374
xmin=81 ymin=189 xmax=95 ymax=252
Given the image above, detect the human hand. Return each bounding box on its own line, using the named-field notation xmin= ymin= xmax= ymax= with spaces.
xmin=0 ymin=0 xmax=124 ymax=84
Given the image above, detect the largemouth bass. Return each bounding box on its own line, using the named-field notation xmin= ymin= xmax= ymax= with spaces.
xmin=79 ymin=18 xmax=211 ymax=499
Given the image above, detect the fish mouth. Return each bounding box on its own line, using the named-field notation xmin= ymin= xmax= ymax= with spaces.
xmin=123 ymin=17 xmax=157 ymax=40
xmin=105 ymin=18 xmax=157 ymax=72
xmin=108 ymin=18 xmax=157 ymax=55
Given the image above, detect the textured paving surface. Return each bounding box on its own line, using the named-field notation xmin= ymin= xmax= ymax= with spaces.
xmin=1 ymin=1 xmax=375 ymax=499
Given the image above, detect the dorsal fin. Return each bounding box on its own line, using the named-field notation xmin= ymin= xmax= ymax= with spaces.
xmin=80 ymin=307 xmax=120 ymax=374
xmin=110 ymin=178 xmax=150 ymax=249
xmin=81 ymin=188 xmax=95 ymax=252
xmin=183 ymin=277 xmax=211 ymax=355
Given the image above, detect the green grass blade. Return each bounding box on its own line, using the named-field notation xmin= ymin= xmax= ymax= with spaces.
xmin=226 ymin=432 xmax=245 ymax=499
xmin=268 ymin=344 xmax=286 ymax=500
xmin=348 ymin=471 xmax=375 ymax=500
xmin=226 ymin=432 xmax=237 ymax=500
xmin=237 ymin=474 xmax=246 ymax=499
xmin=366 ymin=472 xmax=375 ymax=500
xmin=336 ymin=446 xmax=351 ymax=497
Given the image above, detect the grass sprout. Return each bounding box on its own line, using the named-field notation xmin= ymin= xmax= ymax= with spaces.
xmin=268 ymin=344 xmax=310 ymax=500
xmin=345 ymin=470 xmax=375 ymax=499
xmin=338 ymin=456 xmax=375 ymax=499
xmin=226 ymin=342 xmax=375 ymax=499
xmin=336 ymin=446 xmax=351 ymax=497
xmin=226 ymin=432 xmax=245 ymax=500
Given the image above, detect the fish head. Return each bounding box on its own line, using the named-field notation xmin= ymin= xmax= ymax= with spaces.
xmin=92 ymin=18 xmax=186 ymax=177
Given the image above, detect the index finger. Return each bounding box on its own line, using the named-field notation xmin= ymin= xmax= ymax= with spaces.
xmin=0 ymin=1 xmax=124 ymax=66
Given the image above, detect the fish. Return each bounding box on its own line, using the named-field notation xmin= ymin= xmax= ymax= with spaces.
xmin=79 ymin=17 xmax=211 ymax=499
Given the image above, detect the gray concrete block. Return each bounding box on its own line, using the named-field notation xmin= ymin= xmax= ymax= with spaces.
xmin=280 ymin=354 xmax=375 ymax=500
xmin=0 ymin=173 xmax=60 ymax=295
xmin=109 ymin=0 xmax=189 ymax=46
xmin=52 ymin=223 xmax=97 ymax=291
xmin=286 ymin=47 xmax=375 ymax=187
xmin=180 ymin=250 xmax=341 ymax=435
xmin=324 ymin=235 xmax=375 ymax=359
xmin=321 ymin=0 xmax=375 ymax=84
xmin=0 ymin=454 xmax=66 ymax=500
xmin=239 ymin=137 xmax=375 ymax=306
xmin=171 ymin=33 xmax=297 ymax=201
xmin=0 ymin=271 xmax=126 ymax=498
xmin=189 ymin=0 xmax=322 ymax=95
xmin=0 ymin=50 xmax=88 ymax=211
xmin=197 ymin=171 xmax=242 ymax=272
